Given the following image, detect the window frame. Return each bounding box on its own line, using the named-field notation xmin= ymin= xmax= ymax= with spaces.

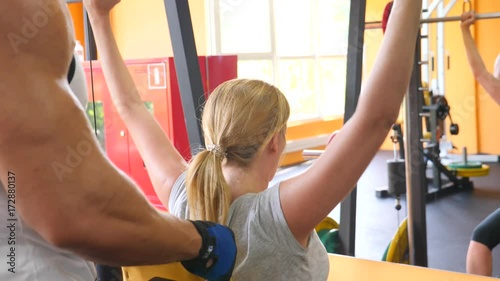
xmin=207 ymin=0 xmax=350 ymax=121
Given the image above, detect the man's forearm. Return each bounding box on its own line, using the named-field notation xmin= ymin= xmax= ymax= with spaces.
xmin=55 ymin=151 xmax=201 ymax=266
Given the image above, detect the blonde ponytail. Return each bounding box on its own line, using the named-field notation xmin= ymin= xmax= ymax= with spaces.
xmin=186 ymin=149 xmax=231 ymax=224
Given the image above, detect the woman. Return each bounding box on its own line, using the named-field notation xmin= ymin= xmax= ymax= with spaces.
xmin=461 ymin=11 xmax=500 ymax=104
xmin=84 ymin=0 xmax=422 ymax=279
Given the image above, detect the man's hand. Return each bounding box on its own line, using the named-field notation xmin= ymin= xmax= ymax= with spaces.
xmin=83 ymin=0 xmax=120 ymax=17
xmin=181 ymin=221 xmax=237 ymax=281
xmin=461 ymin=11 xmax=476 ymax=30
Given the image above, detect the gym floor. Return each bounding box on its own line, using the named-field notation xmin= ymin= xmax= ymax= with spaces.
xmin=272 ymin=150 xmax=500 ymax=276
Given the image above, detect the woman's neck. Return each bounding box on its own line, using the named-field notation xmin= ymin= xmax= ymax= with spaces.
xmin=223 ymin=163 xmax=269 ymax=201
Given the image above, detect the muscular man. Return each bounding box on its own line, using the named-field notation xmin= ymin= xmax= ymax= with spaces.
xmin=0 ymin=1 xmax=235 ymax=280
xmin=461 ymin=11 xmax=500 ymax=277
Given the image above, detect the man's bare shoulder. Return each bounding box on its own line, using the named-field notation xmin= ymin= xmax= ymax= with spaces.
xmin=0 ymin=0 xmax=74 ymax=76
xmin=0 ymin=0 xmax=78 ymax=140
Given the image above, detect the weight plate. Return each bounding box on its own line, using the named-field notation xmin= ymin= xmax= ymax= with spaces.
xmin=448 ymin=161 xmax=483 ymax=169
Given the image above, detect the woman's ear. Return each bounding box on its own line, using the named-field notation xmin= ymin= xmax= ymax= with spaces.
xmin=267 ymin=132 xmax=281 ymax=154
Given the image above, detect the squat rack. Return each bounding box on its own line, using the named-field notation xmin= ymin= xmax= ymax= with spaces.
xmin=305 ymin=1 xmax=500 ymax=267
xmin=403 ymin=8 xmax=500 ymax=267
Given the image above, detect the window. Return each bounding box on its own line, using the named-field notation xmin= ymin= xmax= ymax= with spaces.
xmin=209 ymin=0 xmax=350 ymax=121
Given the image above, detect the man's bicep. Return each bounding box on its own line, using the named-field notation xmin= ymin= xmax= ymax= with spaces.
xmin=0 ymin=82 xmax=105 ymax=227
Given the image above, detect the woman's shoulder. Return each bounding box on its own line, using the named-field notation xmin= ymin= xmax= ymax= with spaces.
xmin=228 ymin=183 xmax=282 ymax=223
xmin=168 ymin=172 xmax=189 ymax=219
xmin=231 ymin=182 xmax=281 ymax=208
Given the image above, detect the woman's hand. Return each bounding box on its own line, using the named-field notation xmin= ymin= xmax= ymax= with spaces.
xmin=461 ymin=11 xmax=476 ymax=30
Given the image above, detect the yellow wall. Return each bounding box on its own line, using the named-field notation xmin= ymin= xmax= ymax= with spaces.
xmin=476 ymin=1 xmax=500 ymax=154
xmin=67 ymin=3 xmax=85 ymax=51
xmin=364 ymin=0 xmax=403 ymax=151
xmin=109 ymin=0 xmax=207 ymax=59
xmin=443 ymin=0 xmax=478 ymax=153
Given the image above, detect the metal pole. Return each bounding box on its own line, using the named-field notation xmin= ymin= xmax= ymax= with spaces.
xmin=437 ymin=1 xmax=445 ymax=96
xmin=405 ymin=34 xmax=428 ymax=267
xmin=302 ymin=150 xmax=323 ymax=159
xmin=83 ymin=10 xmax=97 ymax=61
xmin=421 ymin=0 xmax=430 ymax=85
xmin=65 ymin=0 xmax=96 ymax=60
xmin=338 ymin=0 xmax=366 ymax=257
xmin=365 ymin=12 xmax=500 ymax=28
xmin=421 ymin=12 xmax=500 ymax=23
xmin=430 ymin=108 xmax=442 ymax=192
xmin=163 ymin=0 xmax=205 ymax=150
xmin=365 ymin=22 xmax=382 ymax=30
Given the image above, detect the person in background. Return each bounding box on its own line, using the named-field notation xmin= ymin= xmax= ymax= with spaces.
xmin=461 ymin=11 xmax=500 ymax=277
xmin=461 ymin=11 xmax=500 ymax=105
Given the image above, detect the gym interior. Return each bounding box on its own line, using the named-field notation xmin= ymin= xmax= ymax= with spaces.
xmin=66 ymin=0 xmax=499 ymax=279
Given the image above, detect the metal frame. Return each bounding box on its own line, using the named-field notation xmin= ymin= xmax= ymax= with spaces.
xmin=363 ymin=12 xmax=500 ymax=28
xmin=404 ymin=9 xmax=499 ymax=266
xmin=407 ymin=9 xmax=499 ymax=265
xmin=421 ymin=12 xmax=500 ymax=23
xmin=421 ymin=103 xmax=474 ymax=199
xmin=338 ymin=0 xmax=366 ymax=257
xmin=209 ymin=0 xmax=350 ymax=120
xmin=163 ymin=0 xmax=205 ymax=149
xmin=83 ymin=11 xmax=97 ymax=61
xmin=436 ymin=1 xmax=445 ymax=95
xmin=423 ymin=0 xmax=443 ymax=18
xmin=365 ymin=4 xmax=500 ymax=96
xmin=65 ymin=0 xmax=97 ymax=61
xmin=405 ymin=36 xmax=428 ymax=266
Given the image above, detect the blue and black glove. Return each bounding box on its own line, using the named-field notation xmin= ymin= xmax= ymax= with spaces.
xmin=181 ymin=221 xmax=237 ymax=281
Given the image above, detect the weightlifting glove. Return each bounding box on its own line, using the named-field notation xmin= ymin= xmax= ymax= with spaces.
xmin=181 ymin=221 xmax=237 ymax=281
